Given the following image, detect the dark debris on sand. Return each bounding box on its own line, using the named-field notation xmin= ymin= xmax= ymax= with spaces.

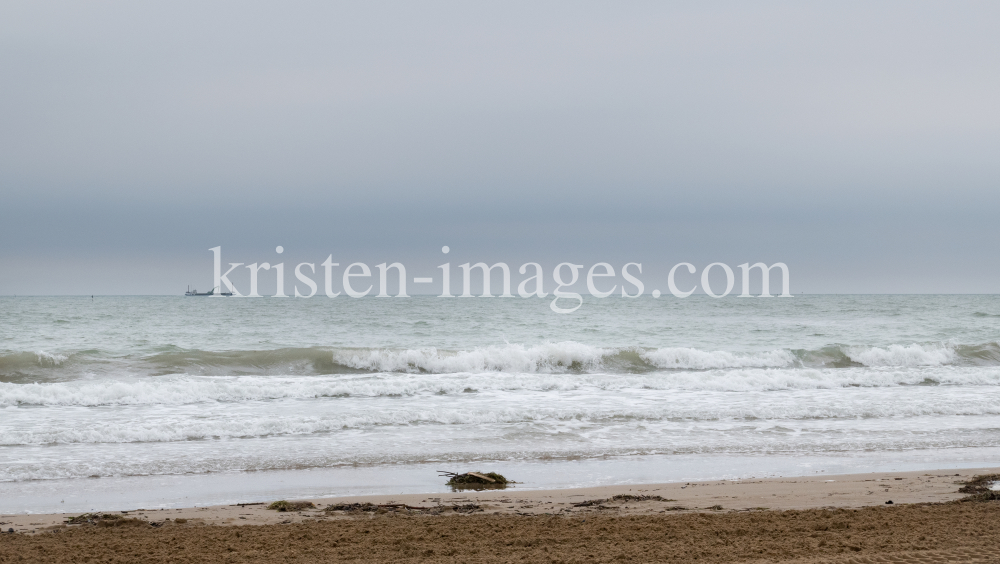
xmin=573 ymin=494 xmax=677 ymax=507
xmin=958 ymin=474 xmax=1000 ymax=501
xmin=439 ymin=471 xmax=511 ymax=490
xmin=324 ymin=503 xmax=483 ymax=515
xmin=64 ymin=513 xmax=151 ymax=528
xmin=266 ymin=501 xmax=316 ymax=512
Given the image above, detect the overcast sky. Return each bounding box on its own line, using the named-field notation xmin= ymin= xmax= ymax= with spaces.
xmin=2 ymin=1 xmax=999 ymax=295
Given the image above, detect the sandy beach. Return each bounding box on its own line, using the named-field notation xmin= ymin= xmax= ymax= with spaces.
xmin=2 ymin=467 xmax=998 ymax=562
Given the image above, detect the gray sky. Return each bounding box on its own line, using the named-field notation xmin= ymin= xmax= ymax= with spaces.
xmin=2 ymin=1 xmax=999 ymax=295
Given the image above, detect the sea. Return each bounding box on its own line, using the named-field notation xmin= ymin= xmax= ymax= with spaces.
xmin=2 ymin=295 xmax=999 ymax=513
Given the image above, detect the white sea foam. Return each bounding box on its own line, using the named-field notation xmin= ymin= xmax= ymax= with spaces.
xmin=641 ymin=347 xmax=794 ymax=369
xmin=34 ymin=351 xmax=67 ymax=366
xmin=847 ymin=343 xmax=956 ymax=367
xmin=4 ymin=391 xmax=1000 ymax=445
xmin=336 ymin=343 xmax=804 ymax=373
xmin=333 ymin=342 xmax=607 ymax=373
xmin=332 ymin=342 xmax=981 ymax=373
xmin=3 ymin=366 xmax=1000 ymax=408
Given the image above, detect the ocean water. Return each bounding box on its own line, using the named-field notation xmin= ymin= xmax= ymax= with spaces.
xmin=2 ymin=295 xmax=999 ymax=512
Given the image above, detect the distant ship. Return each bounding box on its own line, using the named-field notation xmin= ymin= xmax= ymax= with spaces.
xmin=184 ymin=285 xmax=233 ymax=297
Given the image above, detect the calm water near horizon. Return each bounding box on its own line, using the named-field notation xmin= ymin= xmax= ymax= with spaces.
xmin=2 ymin=294 xmax=999 ymax=513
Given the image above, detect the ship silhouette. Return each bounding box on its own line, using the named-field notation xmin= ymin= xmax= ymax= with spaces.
xmin=184 ymin=285 xmax=233 ymax=297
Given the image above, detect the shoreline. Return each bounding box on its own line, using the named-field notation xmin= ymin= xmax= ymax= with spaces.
xmin=2 ymin=467 xmax=998 ymax=563
xmin=8 ymin=447 xmax=1000 ymax=516
xmin=3 ymin=466 xmax=993 ymax=533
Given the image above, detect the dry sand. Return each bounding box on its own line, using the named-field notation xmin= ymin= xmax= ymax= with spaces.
xmin=1 ymin=467 xmax=998 ymax=563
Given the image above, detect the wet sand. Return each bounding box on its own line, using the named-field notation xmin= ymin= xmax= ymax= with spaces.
xmin=1 ymin=467 xmax=998 ymax=563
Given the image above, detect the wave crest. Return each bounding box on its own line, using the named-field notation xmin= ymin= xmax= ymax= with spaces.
xmin=641 ymin=347 xmax=793 ymax=370
xmin=3 ymin=341 xmax=1000 ymax=380
xmin=333 ymin=342 xmax=606 ymax=373
xmin=846 ymin=344 xmax=956 ymax=367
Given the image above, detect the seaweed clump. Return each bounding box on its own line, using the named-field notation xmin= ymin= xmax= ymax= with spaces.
xmin=324 ymin=502 xmax=482 ymax=514
xmin=65 ymin=513 xmax=148 ymax=527
xmin=325 ymin=503 xmax=379 ymax=513
xmin=65 ymin=513 xmax=121 ymax=525
xmin=267 ymin=500 xmax=316 ymax=512
xmin=440 ymin=471 xmax=510 ymax=490
xmin=612 ymin=494 xmax=674 ymax=503
xmin=958 ymin=474 xmax=1000 ymax=502
xmin=574 ymin=494 xmax=676 ymax=507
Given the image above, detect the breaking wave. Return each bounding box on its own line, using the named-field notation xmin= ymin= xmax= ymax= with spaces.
xmin=642 ymin=348 xmax=793 ymax=369
xmin=333 ymin=342 xmax=607 ymax=373
xmin=0 ymin=351 xmax=69 ymax=372
xmin=2 ymin=341 xmax=999 ymax=381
